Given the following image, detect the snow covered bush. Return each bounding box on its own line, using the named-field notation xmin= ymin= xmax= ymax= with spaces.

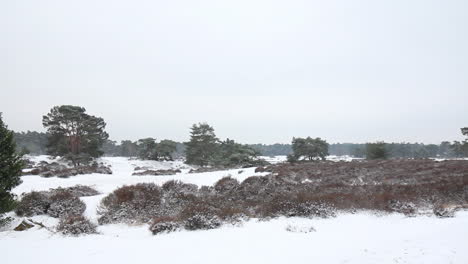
xmin=214 ymin=177 xmax=239 ymax=193
xmin=149 ymin=216 xmax=181 ymax=235
xmin=15 ymin=191 xmax=51 ymax=217
xmin=184 ymin=214 xmax=222 ymax=230
xmin=57 ymin=215 xmax=97 ymax=236
xmin=387 ymin=200 xmax=417 ymax=216
xmin=285 ymin=224 xmax=316 ymax=233
xmin=47 ymin=191 xmax=86 ymax=218
xmin=177 ymin=199 xmax=224 ymax=230
xmin=98 ymin=183 xmax=163 ymax=224
xmin=160 ymin=180 xmax=198 ymax=216
xmin=261 ymin=194 xmax=336 ymax=219
xmin=433 ymin=204 xmax=457 ymax=218
xmin=162 ymin=180 xmax=198 ymax=195
xmin=15 ymin=186 xmax=98 ymax=218
xmin=54 ymin=185 xmax=100 ymax=197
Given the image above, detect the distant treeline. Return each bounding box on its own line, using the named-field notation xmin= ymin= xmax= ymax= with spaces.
xmin=13 ymin=131 xmax=467 ymax=158
xmin=13 ymin=131 xmax=187 ymax=158
xmin=249 ymin=142 xmax=463 ymax=158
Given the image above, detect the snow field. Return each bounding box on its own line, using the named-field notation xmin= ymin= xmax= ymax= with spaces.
xmin=1 ymin=156 xmax=467 ymax=264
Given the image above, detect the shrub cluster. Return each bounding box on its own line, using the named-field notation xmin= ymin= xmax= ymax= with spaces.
xmin=15 ymin=190 xmax=86 ymax=218
xmin=47 ymin=191 xmax=86 ymax=218
xmin=97 ymin=159 xmax=467 ymax=235
xmin=98 ymin=176 xmax=337 ymax=234
xmin=14 ymin=185 xmax=101 ymax=236
xmin=149 ymin=216 xmax=181 ymax=235
xmin=57 ymin=215 xmax=97 ymax=236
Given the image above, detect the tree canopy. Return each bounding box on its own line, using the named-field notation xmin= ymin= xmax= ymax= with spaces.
xmin=137 ymin=138 xmax=177 ymax=161
xmin=185 ymin=123 xmax=219 ymax=166
xmin=0 ymin=114 xmax=23 ymax=223
xmin=215 ymin=138 xmax=260 ymax=167
xmin=185 ymin=123 xmax=261 ymax=167
xmin=288 ymin=137 xmax=329 ymax=161
xmin=365 ymin=142 xmax=389 ymax=160
xmin=42 ymin=105 xmax=109 ymax=166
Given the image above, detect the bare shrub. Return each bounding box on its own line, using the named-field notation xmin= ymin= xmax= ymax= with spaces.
xmin=57 ymin=215 xmax=97 ymax=236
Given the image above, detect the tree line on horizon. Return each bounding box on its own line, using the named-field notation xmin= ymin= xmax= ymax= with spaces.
xmin=15 ymin=130 xmax=468 ymax=159
xmin=8 ymin=105 xmax=468 ymax=162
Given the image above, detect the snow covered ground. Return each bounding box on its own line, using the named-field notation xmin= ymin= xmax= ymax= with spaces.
xmin=1 ymin=156 xmax=468 ymax=264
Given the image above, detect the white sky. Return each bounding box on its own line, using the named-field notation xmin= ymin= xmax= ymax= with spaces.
xmin=1 ymin=0 xmax=467 ymax=144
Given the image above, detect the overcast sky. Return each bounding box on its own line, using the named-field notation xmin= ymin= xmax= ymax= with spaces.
xmin=1 ymin=0 xmax=467 ymax=144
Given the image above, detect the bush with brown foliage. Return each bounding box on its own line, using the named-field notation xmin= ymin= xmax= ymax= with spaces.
xmin=15 ymin=189 xmax=87 ymax=218
xmin=98 ymin=183 xmax=163 ymax=224
xmin=95 ymin=159 xmax=468 ymax=235
xmin=47 ymin=191 xmax=86 ymax=218
xmin=57 ymin=215 xmax=97 ymax=236
xmin=28 ymin=160 xmax=112 ymax=178
xmin=260 ymin=194 xmax=336 ymax=218
xmin=54 ymin=185 xmax=100 ymax=197
xmin=214 ymin=177 xmax=239 ymax=193
xmin=15 ymin=191 xmax=51 ymax=217
xmin=184 ymin=214 xmax=222 ymax=230
xmin=149 ymin=216 xmax=182 ymax=235
xmin=132 ymin=169 xmax=181 ymax=176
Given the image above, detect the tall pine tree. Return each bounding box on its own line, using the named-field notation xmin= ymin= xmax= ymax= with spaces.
xmin=0 ymin=114 xmax=23 ymax=223
xmin=185 ymin=123 xmax=219 ymax=166
xmin=42 ymin=105 xmax=109 ymax=166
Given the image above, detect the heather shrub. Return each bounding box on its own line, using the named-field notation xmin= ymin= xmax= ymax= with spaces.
xmin=260 ymin=194 xmax=336 ymax=218
xmin=162 ymin=180 xmax=198 ymax=194
xmin=160 ymin=180 xmax=198 ymax=216
xmin=179 ymin=199 xmax=221 ymax=219
xmin=97 ymin=159 xmax=467 ymax=235
xmin=98 ymin=183 xmax=163 ymax=224
xmin=214 ymin=177 xmax=239 ymax=193
xmin=433 ymin=204 xmax=457 ymax=218
xmin=57 ymin=215 xmax=97 ymax=236
xmin=47 ymin=191 xmax=86 ymax=218
xmin=15 ymin=192 xmax=51 ymax=217
xmin=15 ymin=185 xmax=99 ymax=218
xmin=149 ymin=216 xmax=182 ymax=235
xmin=216 ymin=206 xmax=248 ymax=223
xmin=184 ymin=215 xmax=221 ymax=230
xmin=54 ymin=185 xmax=100 ymax=197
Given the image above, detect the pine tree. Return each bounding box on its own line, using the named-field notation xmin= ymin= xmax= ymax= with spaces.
xmin=291 ymin=137 xmax=329 ymax=161
xmin=0 ymin=113 xmax=23 ymax=222
xmin=42 ymin=105 xmax=109 ymax=166
xmin=155 ymin=140 xmax=177 ymax=161
xmin=215 ymin=138 xmax=259 ymax=167
xmin=365 ymin=142 xmax=388 ymax=160
xmin=185 ymin=123 xmax=219 ymax=166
